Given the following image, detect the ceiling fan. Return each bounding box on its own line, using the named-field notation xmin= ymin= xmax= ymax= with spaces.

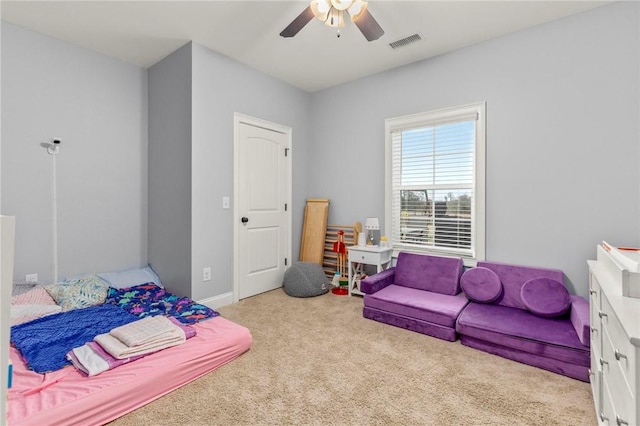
xmin=280 ymin=0 xmax=384 ymax=41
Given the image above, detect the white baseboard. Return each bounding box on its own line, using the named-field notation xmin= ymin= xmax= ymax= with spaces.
xmin=197 ymin=292 xmax=234 ymax=310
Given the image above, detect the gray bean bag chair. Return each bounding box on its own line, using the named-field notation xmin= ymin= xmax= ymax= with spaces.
xmin=283 ymin=262 xmax=329 ymax=297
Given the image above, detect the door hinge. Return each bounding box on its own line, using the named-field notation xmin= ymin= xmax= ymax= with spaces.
xmin=285 ymin=148 xmax=289 ymax=157
xmin=285 ymin=258 xmax=288 ymax=266
xmin=285 ymin=203 xmax=288 ymax=211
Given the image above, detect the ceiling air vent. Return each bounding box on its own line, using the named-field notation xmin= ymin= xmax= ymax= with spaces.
xmin=389 ymin=33 xmax=422 ymax=50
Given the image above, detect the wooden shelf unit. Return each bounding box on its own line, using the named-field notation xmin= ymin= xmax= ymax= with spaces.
xmin=323 ymin=222 xmax=362 ymax=279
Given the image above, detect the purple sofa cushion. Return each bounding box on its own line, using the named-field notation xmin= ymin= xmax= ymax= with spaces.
xmin=394 ymin=252 xmax=463 ymax=296
xmin=521 ymin=277 xmax=571 ymax=318
xmin=360 ymin=268 xmax=395 ymax=294
xmin=460 ymin=267 xmax=503 ymax=303
xmin=456 ymin=303 xmax=589 ymax=366
xmin=460 ymin=335 xmax=589 ymax=382
xmin=477 ymin=261 xmax=564 ymax=310
xmin=569 ymin=295 xmax=590 ymax=347
xmin=364 ymin=284 xmax=468 ymax=328
xmin=363 ymin=307 xmax=459 ymax=342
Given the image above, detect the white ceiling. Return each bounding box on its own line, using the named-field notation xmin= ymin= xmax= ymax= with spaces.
xmin=1 ymin=0 xmax=611 ymax=93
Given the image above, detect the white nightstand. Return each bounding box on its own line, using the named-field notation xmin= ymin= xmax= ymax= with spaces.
xmin=347 ymin=245 xmax=393 ymax=296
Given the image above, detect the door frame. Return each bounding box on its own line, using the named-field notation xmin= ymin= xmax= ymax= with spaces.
xmin=232 ymin=113 xmax=292 ymax=303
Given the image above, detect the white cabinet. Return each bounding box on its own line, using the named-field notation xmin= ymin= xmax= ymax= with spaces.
xmin=1 ymin=216 xmax=16 ymax=426
xmin=588 ymin=246 xmax=640 ymax=426
xmin=347 ymin=246 xmax=392 ymax=296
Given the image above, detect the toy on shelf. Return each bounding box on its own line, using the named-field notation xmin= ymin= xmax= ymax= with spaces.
xmin=331 ymin=230 xmax=348 ymax=295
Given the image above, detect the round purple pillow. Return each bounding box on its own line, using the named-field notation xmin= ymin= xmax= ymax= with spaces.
xmin=460 ymin=267 xmax=503 ymax=303
xmin=520 ymin=277 xmax=570 ymax=318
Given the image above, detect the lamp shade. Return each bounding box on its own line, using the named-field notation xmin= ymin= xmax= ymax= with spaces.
xmin=311 ymin=0 xmax=330 ymax=21
xmin=348 ymin=0 xmax=368 ymax=21
xmin=364 ymin=217 xmax=379 ymax=230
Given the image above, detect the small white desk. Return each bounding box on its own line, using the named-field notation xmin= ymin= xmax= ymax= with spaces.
xmin=347 ymin=245 xmax=393 ymax=296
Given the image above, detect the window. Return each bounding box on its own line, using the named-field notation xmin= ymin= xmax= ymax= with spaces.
xmin=385 ymin=102 xmax=485 ymax=264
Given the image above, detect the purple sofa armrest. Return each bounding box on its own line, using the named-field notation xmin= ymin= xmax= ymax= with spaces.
xmin=360 ymin=268 xmax=396 ymax=294
xmin=569 ymin=295 xmax=590 ymax=347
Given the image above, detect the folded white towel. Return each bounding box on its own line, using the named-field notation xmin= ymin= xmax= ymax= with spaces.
xmin=95 ymin=319 xmax=186 ymax=359
xmin=67 ymin=344 xmax=109 ymax=376
xmin=110 ymin=315 xmax=177 ymax=347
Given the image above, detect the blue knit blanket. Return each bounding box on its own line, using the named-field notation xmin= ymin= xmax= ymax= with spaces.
xmin=11 ymin=304 xmax=138 ymax=373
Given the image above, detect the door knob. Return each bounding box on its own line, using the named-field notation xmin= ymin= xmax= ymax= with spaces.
xmin=241 ymin=217 xmax=249 ymax=223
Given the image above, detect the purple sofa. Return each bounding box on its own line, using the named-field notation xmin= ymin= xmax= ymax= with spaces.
xmin=455 ymin=261 xmax=590 ymax=382
xmin=360 ymin=252 xmax=468 ymax=342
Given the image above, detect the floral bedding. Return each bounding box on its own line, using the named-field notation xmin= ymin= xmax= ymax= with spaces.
xmin=106 ymin=283 xmax=219 ymax=324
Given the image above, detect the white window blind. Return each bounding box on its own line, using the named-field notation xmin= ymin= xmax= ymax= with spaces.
xmin=385 ymin=103 xmax=486 ymax=262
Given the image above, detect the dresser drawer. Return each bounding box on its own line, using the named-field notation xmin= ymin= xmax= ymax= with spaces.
xmin=603 ymin=370 xmax=635 ymax=426
xmin=602 ymin=295 xmax=636 ymax=397
xmin=590 ymin=350 xmax=602 ymax=415
xmin=589 ymin=274 xmax=602 ymax=347
xmin=350 ymin=250 xmax=380 ymax=265
xmin=601 ymin=378 xmax=615 ymax=425
xmin=603 ymin=329 xmax=634 ymax=418
xmin=591 ymin=320 xmax=602 ymax=350
xmin=589 ymin=274 xmax=602 ymax=309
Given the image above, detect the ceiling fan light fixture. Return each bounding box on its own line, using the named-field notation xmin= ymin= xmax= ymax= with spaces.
xmin=348 ymin=0 xmax=368 ymax=21
xmin=280 ymin=0 xmax=383 ymax=41
xmin=310 ymin=0 xmax=331 ymax=21
xmin=330 ymin=0 xmax=353 ymax=11
xmin=325 ymin=8 xmax=345 ymax=27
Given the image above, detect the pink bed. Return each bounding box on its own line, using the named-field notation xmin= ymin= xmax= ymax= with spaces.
xmin=8 ymin=316 xmax=252 ymax=426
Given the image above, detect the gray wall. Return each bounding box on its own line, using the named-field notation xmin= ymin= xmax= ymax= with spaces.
xmin=190 ymin=43 xmax=311 ymax=301
xmin=147 ymin=43 xmax=192 ymax=297
xmin=1 ymin=22 xmax=148 ymax=284
xmin=2 ymin=2 xmax=637 ymax=300
xmin=147 ymin=42 xmax=311 ymax=301
xmin=308 ymin=1 xmax=640 ymax=297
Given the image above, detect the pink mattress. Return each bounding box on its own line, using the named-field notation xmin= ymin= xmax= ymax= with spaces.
xmin=8 ymin=316 xmax=252 ymax=426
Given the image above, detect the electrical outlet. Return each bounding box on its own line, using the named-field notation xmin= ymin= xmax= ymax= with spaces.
xmin=25 ymin=273 xmax=38 ymax=283
xmin=203 ymin=267 xmax=212 ymax=282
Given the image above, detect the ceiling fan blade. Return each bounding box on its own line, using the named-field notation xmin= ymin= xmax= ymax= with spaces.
xmin=353 ymin=9 xmax=384 ymax=41
xmin=280 ymin=6 xmax=315 ymax=38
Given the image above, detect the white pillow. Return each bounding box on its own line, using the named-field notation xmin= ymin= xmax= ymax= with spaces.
xmin=98 ymin=265 xmax=163 ymax=289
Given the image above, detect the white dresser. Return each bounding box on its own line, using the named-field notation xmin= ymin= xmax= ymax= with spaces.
xmin=588 ymin=245 xmax=640 ymax=425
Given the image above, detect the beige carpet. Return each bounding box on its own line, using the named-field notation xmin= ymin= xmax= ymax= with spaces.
xmin=109 ymin=289 xmax=596 ymax=425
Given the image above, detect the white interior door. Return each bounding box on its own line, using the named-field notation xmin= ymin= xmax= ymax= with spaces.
xmin=234 ymin=115 xmax=291 ymax=301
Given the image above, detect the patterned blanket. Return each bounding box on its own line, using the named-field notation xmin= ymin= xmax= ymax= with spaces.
xmin=11 ymin=304 xmax=138 ymax=373
xmin=106 ymin=283 xmax=219 ymax=324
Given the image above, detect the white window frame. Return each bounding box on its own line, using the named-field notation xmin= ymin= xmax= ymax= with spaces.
xmin=384 ymin=102 xmax=486 ymax=266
